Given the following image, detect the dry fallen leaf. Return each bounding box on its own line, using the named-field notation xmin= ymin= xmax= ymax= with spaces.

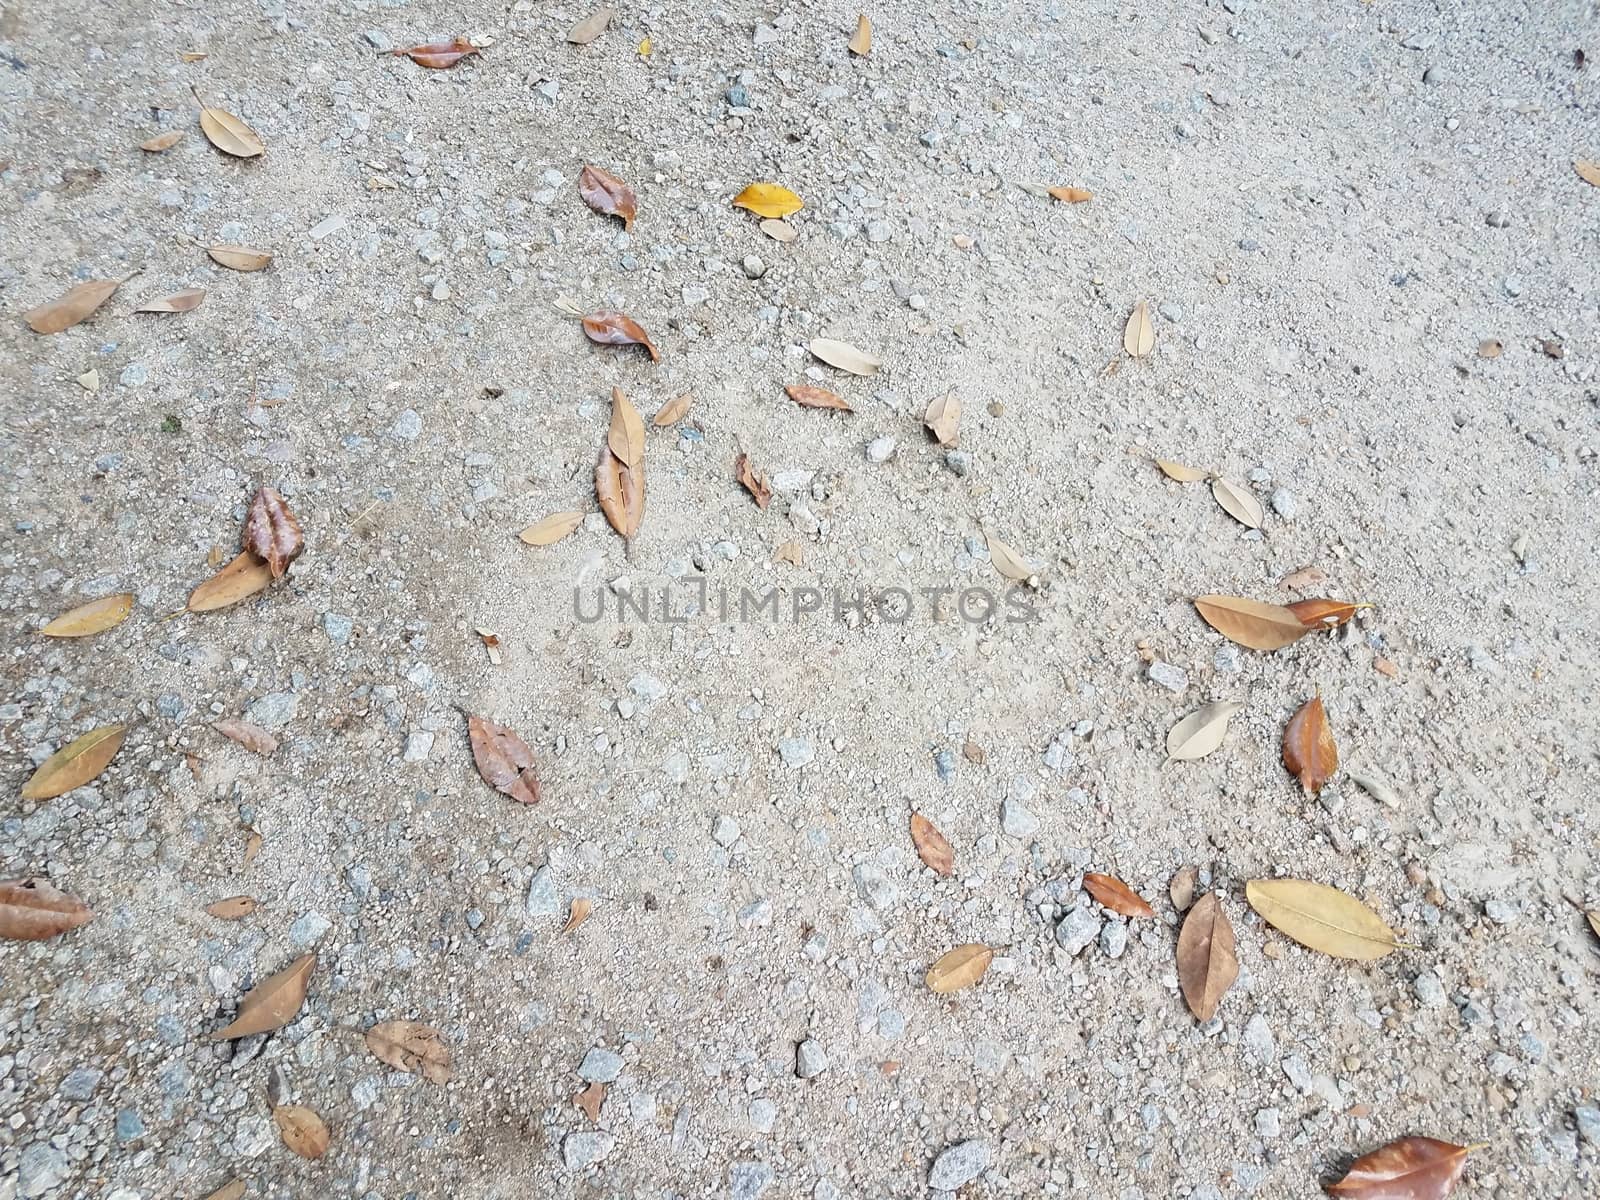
xmin=562 ymin=897 xmax=593 ymax=934
xmin=596 ymin=440 xmax=644 ymax=539
xmin=582 ymin=310 xmax=659 ymax=361
xmin=773 ymin=539 xmax=804 ymax=566
xmin=1288 ymin=598 xmax=1367 ymax=628
xmin=1048 ymin=186 xmax=1093 ymax=203
xmin=1176 ymin=893 xmax=1237 ymax=1022
xmin=476 ymin=627 xmax=502 ymax=666
xmin=1325 ymin=1135 xmax=1473 ymax=1199
xmin=786 ymin=384 xmax=853 ymax=413
xmin=1574 ymin=159 xmax=1600 ymax=188
xmin=520 ymin=511 xmax=584 ymax=546
xmin=653 ymin=392 xmax=694 ymax=426
xmin=274 ymin=1105 xmax=330 ymax=1160
xmin=1587 ymin=910 xmax=1600 ymax=941
xmin=760 ymin=218 xmax=798 ymax=243
xmin=192 ymin=86 xmax=264 ymax=157
xmin=985 ymin=534 xmax=1036 ymax=582
xmin=25 ymin=277 xmax=127 ymax=334
xmin=243 ymin=487 xmax=304 ymax=578
xmin=1156 ymin=459 xmax=1210 ymax=482
xmin=1123 ymin=299 xmax=1154 ymax=357
xmin=808 ymin=336 xmax=879 ymax=375
xmin=1165 ymin=701 xmax=1244 ymax=762
xmin=567 ymin=7 xmax=614 ymax=44
xmin=1283 ymin=695 xmax=1338 ymax=793
xmin=207 ymin=244 xmax=273 ymax=272
xmin=242 ymin=830 xmax=263 ymax=870
xmin=212 ymin=952 xmax=315 ymax=1039
xmin=201 ymin=1180 xmax=245 ymax=1200
xmin=1193 ymin=595 xmax=1309 ymax=651
xmin=188 ymin=551 xmax=275 ymax=612
xmin=467 ymin=714 xmax=541 ymax=805
xmin=0 ymin=879 xmax=93 ymax=942
xmin=135 ymin=287 xmax=206 ymax=313
xmin=140 ymin=130 xmax=185 ymax=152
xmin=1210 ymin=476 xmax=1264 ymax=528
xmin=1083 ymin=873 xmax=1155 ymax=918
xmin=733 ymin=182 xmax=805 ymax=219
xmin=924 ymin=393 xmax=960 ymax=446
xmin=1280 ymin=565 xmax=1329 ymax=592
xmin=391 ymin=37 xmax=480 ymax=68
xmin=40 ymin=594 xmax=133 ymax=637
xmin=1168 ymin=866 xmax=1198 ymax=912
xmin=909 ymin=813 xmax=954 ymax=877
xmin=962 ymin=739 xmax=986 ymax=764
xmin=205 ymin=895 xmax=257 ymax=920
xmin=21 ymin=725 xmax=127 ymax=801
xmin=213 ymin=718 xmax=279 ymax=756
xmin=574 ymin=1081 xmax=606 ymax=1121
xmin=366 ymin=1019 xmax=451 ymax=1083
xmin=1246 ymin=878 xmax=1402 ymax=961
xmin=735 ymin=453 xmax=772 ymax=509
xmin=848 ymin=14 xmax=872 ymax=55
xmin=607 ymin=386 xmax=645 ymax=468
xmin=578 ymin=164 xmax=637 ymax=231
xmin=180 ymin=51 xmax=208 ymax=63
xmin=925 ymin=943 xmax=993 ymax=993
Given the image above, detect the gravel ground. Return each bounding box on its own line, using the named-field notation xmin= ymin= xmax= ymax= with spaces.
xmin=3 ymin=1 xmax=1599 ymax=1198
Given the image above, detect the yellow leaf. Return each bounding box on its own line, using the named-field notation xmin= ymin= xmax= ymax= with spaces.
xmin=1245 ymin=879 xmax=1404 ymax=961
xmin=20 ymin=726 xmax=128 ymax=801
xmin=520 ymin=512 xmax=584 ymax=546
xmin=733 ymin=182 xmax=804 ymax=219
xmin=1123 ymin=299 xmax=1154 ymax=357
xmin=40 ymin=594 xmax=134 ymax=637
xmin=848 ymin=15 xmax=872 ymax=56
xmin=638 ymin=36 xmax=652 ymax=57
xmin=925 ymin=943 xmax=993 ymax=993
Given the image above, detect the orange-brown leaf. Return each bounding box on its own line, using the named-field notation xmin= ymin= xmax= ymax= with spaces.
xmin=1283 ymin=695 xmax=1338 ymax=794
xmin=1176 ymin=893 xmax=1237 ymax=1022
xmin=365 ymin=1019 xmax=451 ymax=1083
xmin=467 ymin=714 xmax=541 ymax=805
xmin=1288 ymin=598 xmax=1367 ymax=628
xmin=735 ymin=453 xmax=771 ymax=509
xmin=578 ymin=164 xmax=637 ymax=231
xmin=574 ymin=1081 xmax=606 ymax=1122
xmin=1083 ymin=873 xmax=1155 ymax=918
xmin=392 ymin=37 xmax=479 ymax=69
xmin=1324 ymin=1136 xmax=1472 ymax=1199
xmin=274 ymin=1105 xmax=330 ymax=1159
xmin=1048 ymin=186 xmax=1093 ymax=203
xmin=909 ymin=813 xmax=954 ymax=877
xmin=0 ymin=879 xmax=93 ymax=941
xmin=562 ymin=897 xmax=593 ymax=934
xmin=607 ymin=386 xmax=645 ymax=468
xmin=653 ymin=393 xmax=693 ymax=426
xmin=212 ymin=953 xmax=315 ymax=1039
xmin=205 ymin=895 xmax=258 ymax=920
xmin=595 ymin=443 xmax=644 ymax=538
xmin=188 ymin=551 xmax=275 ymax=612
xmin=785 ymin=384 xmax=853 ymax=412
xmin=582 ymin=310 xmax=659 ymax=362
xmin=1194 ymin=595 xmax=1309 ymax=651
xmin=25 ymin=278 xmax=125 ymax=334
xmin=213 ymin=718 xmax=279 ymax=756
xmin=243 ymin=487 xmax=303 ymax=578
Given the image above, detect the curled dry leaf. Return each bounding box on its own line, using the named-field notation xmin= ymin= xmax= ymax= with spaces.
xmin=1211 ymin=476 xmax=1264 ymax=528
xmin=1166 ymin=700 xmax=1244 ymax=762
xmin=1048 ymin=185 xmax=1093 ymax=203
xmin=188 ymin=551 xmax=275 ymax=612
xmin=1246 ymin=878 xmax=1402 ymax=961
xmin=391 ymin=37 xmax=479 ymax=69
xmin=786 ymin=384 xmax=853 ymax=413
xmin=567 ymin=7 xmax=614 ymax=44
xmin=274 ymin=1105 xmax=330 ymax=1160
xmin=578 ymin=164 xmax=637 ymax=231
xmin=760 ymin=218 xmax=798 ymax=243
xmin=808 ymin=336 xmax=879 ymax=375
xmin=562 ymin=897 xmax=593 ymax=934
xmin=476 ymin=627 xmax=502 ymax=666
xmin=0 ymin=878 xmax=93 ymax=941
xmin=207 ymin=244 xmax=272 ymax=272
xmin=140 ymin=130 xmax=184 ymax=152
xmin=925 ymin=943 xmax=993 ymax=993
xmin=909 ymin=813 xmax=954 ymax=877
xmin=986 ymin=534 xmax=1036 ymax=582
xmin=1194 ymin=595 xmax=1309 ymax=651
xmin=1324 ymin=1135 xmax=1472 ymax=1199
xmin=193 ymin=88 xmax=264 ymax=157
xmin=40 ymin=594 xmax=133 ymax=637
xmin=1477 ymin=338 xmax=1503 ymax=359
xmin=1083 ymin=873 xmax=1155 ymax=918
xmin=1123 ymin=300 xmax=1154 ymax=357
xmin=25 ymin=278 xmax=126 ymax=334
xmin=21 ymin=725 xmax=127 ymax=801
xmin=520 ymin=511 xmax=584 ymax=546
xmin=1176 ymin=892 xmax=1238 ymax=1022
xmin=213 ymin=718 xmax=279 ymax=756
xmin=735 ymin=453 xmax=772 ymax=509
xmin=607 ymin=387 xmax=645 ymax=468
xmin=467 ymin=714 xmax=541 ymax=805
xmin=212 ymin=952 xmax=315 ymax=1039
xmin=1156 ymin=459 xmax=1210 ymax=482
xmin=1283 ymin=695 xmax=1338 ymax=793
xmin=1575 ymin=159 xmax=1600 ymax=188
xmin=366 ymin=1019 xmax=451 ymax=1083
xmin=205 ymin=895 xmax=257 ymax=920
xmin=574 ymin=1081 xmax=605 ymax=1122
xmin=136 ymin=287 xmax=207 ymax=313
xmin=732 ymin=182 xmax=805 ymax=219
xmin=595 ymin=435 xmax=644 ymax=539
xmin=244 ymin=487 xmax=304 ymax=577
xmin=582 ymin=310 xmax=659 ymax=361
xmin=848 ymin=14 xmax=872 ymax=55
xmin=653 ymin=393 xmax=694 ymax=426
xmin=1288 ymin=598 xmax=1367 ymax=628
xmin=923 ymin=393 xmax=960 ymax=446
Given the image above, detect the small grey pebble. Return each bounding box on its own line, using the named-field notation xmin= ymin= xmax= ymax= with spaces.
xmin=1157 ymin=300 xmax=1184 ymax=323
xmin=1055 ymin=905 xmax=1102 ymax=955
xmin=865 ymin=436 xmax=896 ymax=464
xmin=1414 ymin=971 xmax=1447 ymax=1008
xmin=944 ymin=450 xmax=972 ymax=477
xmin=928 ymin=1140 xmax=989 ymax=1191
xmin=725 ymin=84 xmax=750 ymax=108
xmin=1269 ymin=487 xmax=1298 ymax=519
xmin=1146 ymin=661 xmax=1188 ymax=693
xmin=1485 ymin=211 xmax=1511 ymax=228
xmin=712 ymin=815 xmax=741 ymax=847
xmin=577 ymin=1046 xmax=624 ymax=1083
xmin=933 ymin=748 xmax=956 ymax=781
xmin=742 ymin=254 xmax=766 ymax=279
xmin=729 ymin=1161 xmax=775 ymax=1200
xmin=561 ymin=1130 xmax=614 ymax=1170
xmin=795 ymin=1039 xmax=829 ymax=1078
xmin=777 ymin=736 xmax=814 ymax=768
xmin=322 ymin=612 xmax=354 ymax=645
xmin=526 ymin=865 xmax=560 ymax=916
xmin=1000 ymin=796 xmax=1039 ymax=839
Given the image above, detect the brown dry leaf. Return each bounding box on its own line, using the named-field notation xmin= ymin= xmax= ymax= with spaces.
xmin=242 ymin=830 xmax=263 ymax=870
xmin=1575 ymin=159 xmax=1600 ymax=188
xmin=188 ymin=551 xmax=275 ymax=612
xmin=562 ymin=897 xmax=593 ymax=934
xmin=1083 ymin=873 xmax=1156 ymax=918
xmin=733 ymin=182 xmax=805 ymax=219
xmin=21 ymin=725 xmax=127 ymax=801
xmin=365 ymin=1019 xmax=452 ymax=1083
xmin=595 ymin=442 xmax=645 ymax=538
xmin=213 ymin=718 xmax=279 ymax=756
xmin=1165 ymin=701 xmax=1244 ymax=762
xmin=1123 ymin=300 xmax=1154 ymax=357
xmin=136 ymin=287 xmax=207 ymax=313
xmin=140 ymin=130 xmax=184 ymax=152
xmin=1540 ymin=338 xmax=1564 ymax=360
xmin=909 ymin=813 xmax=954 ymax=877
xmin=1210 ymin=476 xmax=1264 ymax=528
xmin=759 ymin=218 xmax=798 ymax=243
xmin=925 ymin=943 xmax=993 ymax=993
xmin=1176 ymin=893 xmax=1237 ymax=1022
xmin=1477 ymin=338 xmax=1503 ymax=359
xmin=520 ymin=511 xmax=584 ymax=546
xmin=0 ymin=879 xmax=93 ymax=941
xmin=476 ymin=627 xmax=503 ymax=666
xmin=180 ymin=51 xmax=208 ymax=63
xmin=201 ymin=1181 xmax=245 ymax=1200
xmin=1325 ymin=1136 xmax=1472 ymax=1199
xmin=207 ymin=244 xmax=273 ymax=272
xmin=1280 ymin=565 xmax=1329 ymax=592
xmin=582 ymin=310 xmax=659 ymax=361
xmin=1283 ymin=695 xmax=1338 ymax=793
xmin=848 ymin=14 xmax=872 ymax=55
xmin=578 ymin=164 xmax=637 ymax=231
xmin=25 ymin=278 xmax=126 ymax=334
xmin=40 ymin=594 xmax=133 ymax=637
xmin=986 ymin=534 xmax=1036 ymax=582
xmin=212 ymin=952 xmax=315 ymax=1039
xmin=193 ymin=87 xmax=264 ymax=157
xmin=567 ymin=7 xmax=614 ymax=44
xmin=773 ymin=539 xmax=804 ymax=566
xmin=1156 ymin=459 xmax=1210 ymax=482
xmin=1194 ymin=595 xmax=1309 ymax=651
xmin=735 ymin=453 xmax=772 ymax=509
xmin=1048 ymin=185 xmax=1093 ymax=203
xmin=391 ymin=37 xmax=480 ymax=68
xmin=923 ymin=393 xmax=960 ymax=446
xmin=1289 ymin=598 xmax=1367 ymax=628
xmin=274 ymin=1105 xmax=330 ymax=1160
xmin=1246 ymin=878 xmax=1402 ymax=961
xmin=1587 ymin=910 xmax=1600 ymax=941
xmin=607 ymin=386 xmax=645 ymax=468
xmin=205 ymin=895 xmax=257 ymax=920
xmin=242 ymin=487 xmax=303 ymax=578
xmin=808 ymin=336 xmax=879 ymax=375
xmin=1374 ymin=656 xmax=1399 ymax=679
xmin=786 ymin=384 xmax=853 ymax=413
xmin=574 ymin=1081 xmax=606 ymax=1122
xmin=1168 ymin=866 xmax=1198 ymax=912
xmin=653 ymin=393 xmax=694 ymax=426
xmin=467 ymin=714 xmax=541 ymax=805
xmin=962 ymin=739 xmax=986 ymax=764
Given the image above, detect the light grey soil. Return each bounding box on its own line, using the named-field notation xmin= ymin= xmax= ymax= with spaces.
xmin=2 ymin=2 xmax=1598 ymax=1198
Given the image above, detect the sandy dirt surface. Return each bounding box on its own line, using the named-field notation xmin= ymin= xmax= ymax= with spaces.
xmin=2 ymin=1 xmax=1599 ymax=1198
